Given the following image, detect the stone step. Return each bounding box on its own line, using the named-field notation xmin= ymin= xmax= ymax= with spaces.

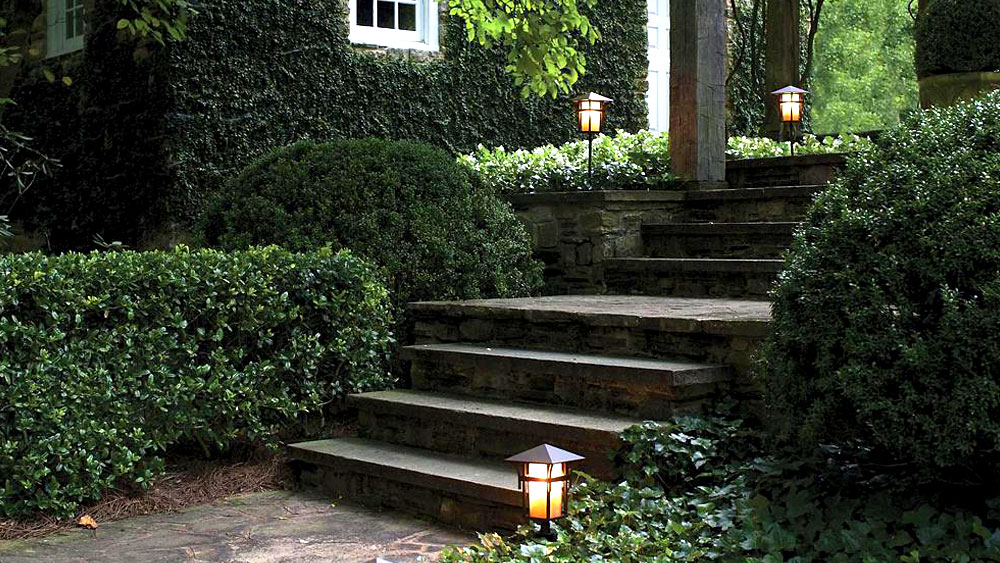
xmin=402 ymin=343 xmax=733 ymax=418
xmin=351 ymin=389 xmax=638 ymax=479
xmin=678 ymin=185 xmax=823 ymax=223
xmin=726 ymin=153 xmax=845 ymax=189
xmin=604 ymin=258 xmax=783 ymax=300
xmin=410 ymin=295 xmax=771 ymax=377
xmin=643 ymin=222 xmax=797 ymax=259
xmin=290 ymin=437 xmax=524 ymax=531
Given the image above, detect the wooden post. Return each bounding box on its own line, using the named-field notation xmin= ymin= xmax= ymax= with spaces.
xmin=669 ymin=0 xmax=727 ymax=185
xmin=764 ymin=0 xmax=800 ymax=138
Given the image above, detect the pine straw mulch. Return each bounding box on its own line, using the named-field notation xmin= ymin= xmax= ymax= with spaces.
xmin=0 ymin=452 xmax=294 ymax=542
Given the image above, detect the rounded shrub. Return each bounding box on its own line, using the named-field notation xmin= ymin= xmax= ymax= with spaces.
xmin=0 ymin=246 xmax=393 ymax=517
xmin=198 ymin=138 xmax=543 ymax=312
xmin=915 ymin=0 xmax=1000 ymax=78
xmin=760 ymin=91 xmax=1000 ymax=478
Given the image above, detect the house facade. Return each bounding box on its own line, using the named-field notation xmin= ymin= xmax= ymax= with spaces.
xmin=8 ymin=0 xmax=656 ymax=249
xmin=36 ymin=0 xmax=670 ymax=130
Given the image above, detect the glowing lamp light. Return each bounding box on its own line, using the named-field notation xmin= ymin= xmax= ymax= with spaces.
xmin=506 ymin=444 xmax=585 ymax=536
xmin=574 ymin=92 xmax=612 ymax=133
xmin=773 ymin=85 xmax=807 ymax=124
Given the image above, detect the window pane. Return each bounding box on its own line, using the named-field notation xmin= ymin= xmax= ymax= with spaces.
xmin=357 ymin=0 xmax=373 ymax=27
xmin=75 ymin=2 xmax=85 ymax=36
xmin=65 ymin=7 xmax=74 ymax=40
xmin=398 ymin=3 xmax=416 ymax=31
xmin=377 ymin=1 xmax=395 ymax=29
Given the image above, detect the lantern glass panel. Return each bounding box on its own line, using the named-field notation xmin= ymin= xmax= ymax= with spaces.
xmin=779 ymin=93 xmax=802 ymax=123
xmin=578 ymin=101 xmax=604 ymax=133
xmin=526 ymin=462 xmax=565 ymax=520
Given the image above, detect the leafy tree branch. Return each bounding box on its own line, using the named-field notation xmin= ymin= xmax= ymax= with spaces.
xmin=449 ymin=0 xmax=599 ymax=98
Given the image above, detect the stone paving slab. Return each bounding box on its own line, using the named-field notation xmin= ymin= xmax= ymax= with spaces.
xmin=352 ymin=389 xmax=640 ymax=433
xmin=0 ymin=491 xmax=473 ymax=563
xmin=409 ymin=295 xmax=772 ymax=336
xmin=411 ymin=295 xmax=771 ymax=322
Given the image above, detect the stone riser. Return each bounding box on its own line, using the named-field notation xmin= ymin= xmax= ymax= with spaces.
xmin=413 ymin=318 xmax=764 ymax=378
xmin=605 ymin=269 xmax=778 ymax=300
xmin=678 ymin=198 xmax=814 ymax=223
xmin=296 ymin=461 xmax=525 ymax=531
xmin=355 ymin=407 xmax=622 ymax=480
xmin=731 ymin=172 xmax=799 ymax=189
xmin=407 ymin=358 xmax=728 ymax=420
xmin=644 ymin=233 xmax=793 ymax=259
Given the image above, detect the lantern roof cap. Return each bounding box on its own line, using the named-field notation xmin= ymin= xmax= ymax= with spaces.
xmin=506 ymin=444 xmax=586 ymax=464
xmin=771 ymin=85 xmax=808 ymax=95
xmin=573 ymin=92 xmax=613 ymax=103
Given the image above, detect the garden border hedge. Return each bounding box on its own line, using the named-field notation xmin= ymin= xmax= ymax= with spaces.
xmin=0 ymin=246 xmax=393 ymax=517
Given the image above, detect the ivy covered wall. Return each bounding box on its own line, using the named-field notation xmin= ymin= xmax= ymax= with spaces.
xmin=8 ymin=0 xmax=648 ymax=249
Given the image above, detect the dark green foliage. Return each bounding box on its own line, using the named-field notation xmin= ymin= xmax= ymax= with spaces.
xmin=726 ymin=0 xmax=767 ymax=137
xmin=198 ymin=138 xmax=543 ymax=311
xmin=442 ymin=414 xmax=1000 ymax=562
xmin=744 ymin=446 xmax=1000 ymax=562
xmin=441 ymin=415 xmax=759 ymax=562
xmin=760 ymin=90 xmax=1000 ymax=478
xmin=0 ymin=246 xmax=393 ymax=517
xmin=915 ymin=0 xmax=1000 ymax=78
xmin=8 ymin=0 xmax=647 ymax=249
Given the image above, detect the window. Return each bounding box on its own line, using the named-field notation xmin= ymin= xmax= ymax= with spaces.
xmin=350 ymin=0 xmax=439 ymax=51
xmin=46 ymin=0 xmax=86 ymax=58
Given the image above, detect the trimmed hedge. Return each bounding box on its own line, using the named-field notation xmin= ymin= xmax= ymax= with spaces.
xmin=8 ymin=0 xmax=647 ymax=250
xmin=0 ymin=246 xmax=393 ymax=517
xmin=459 ymin=130 xmax=672 ymax=194
xmin=915 ymin=0 xmax=1000 ymax=78
xmin=461 ymin=131 xmax=872 ymax=194
xmin=199 ymin=138 xmax=543 ymax=311
xmin=760 ymin=90 xmax=1000 ymax=479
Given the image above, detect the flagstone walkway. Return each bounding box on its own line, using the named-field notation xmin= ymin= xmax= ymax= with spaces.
xmin=0 ymin=491 xmax=472 ymax=563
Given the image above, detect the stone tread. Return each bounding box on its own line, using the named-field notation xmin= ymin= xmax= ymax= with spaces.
xmin=643 ymin=222 xmax=798 ymax=235
xmin=350 ymin=389 xmax=643 ymax=435
xmin=607 ymin=257 xmax=785 ymax=273
xmin=401 ymin=343 xmax=733 ymax=387
xmin=683 ymin=185 xmax=823 ymax=201
xmin=409 ymin=295 xmax=771 ymax=333
xmin=289 ymin=438 xmax=521 ymax=507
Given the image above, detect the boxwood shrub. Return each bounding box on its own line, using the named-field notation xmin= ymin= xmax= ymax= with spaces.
xmin=759 ymin=90 xmax=1000 ymax=479
xmin=0 ymin=246 xmax=393 ymax=518
xmin=915 ymin=0 xmax=1000 ymax=78
xmin=198 ymin=138 xmax=543 ymax=313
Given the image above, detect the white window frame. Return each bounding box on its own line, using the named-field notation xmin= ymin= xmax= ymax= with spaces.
xmin=46 ymin=0 xmax=86 ymax=58
xmin=349 ymin=0 xmax=440 ymax=52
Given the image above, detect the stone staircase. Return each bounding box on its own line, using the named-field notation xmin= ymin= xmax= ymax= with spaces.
xmin=604 ymin=185 xmax=822 ymax=299
xmin=289 ymin=157 xmax=836 ymax=532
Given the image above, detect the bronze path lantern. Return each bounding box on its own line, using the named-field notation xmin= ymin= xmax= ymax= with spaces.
xmin=573 ymin=92 xmax=612 ymax=186
xmin=771 ymin=85 xmax=808 ymax=156
xmin=506 ymin=444 xmax=585 ymax=537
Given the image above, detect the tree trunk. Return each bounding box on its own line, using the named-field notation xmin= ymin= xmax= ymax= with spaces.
xmin=764 ymin=0 xmax=800 ymax=138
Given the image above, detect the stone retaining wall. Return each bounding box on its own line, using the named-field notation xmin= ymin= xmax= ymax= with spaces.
xmin=505 ymin=191 xmax=684 ymax=294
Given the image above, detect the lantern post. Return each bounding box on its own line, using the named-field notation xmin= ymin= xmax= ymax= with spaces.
xmin=573 ymin=92 xmax=612 ymax=187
